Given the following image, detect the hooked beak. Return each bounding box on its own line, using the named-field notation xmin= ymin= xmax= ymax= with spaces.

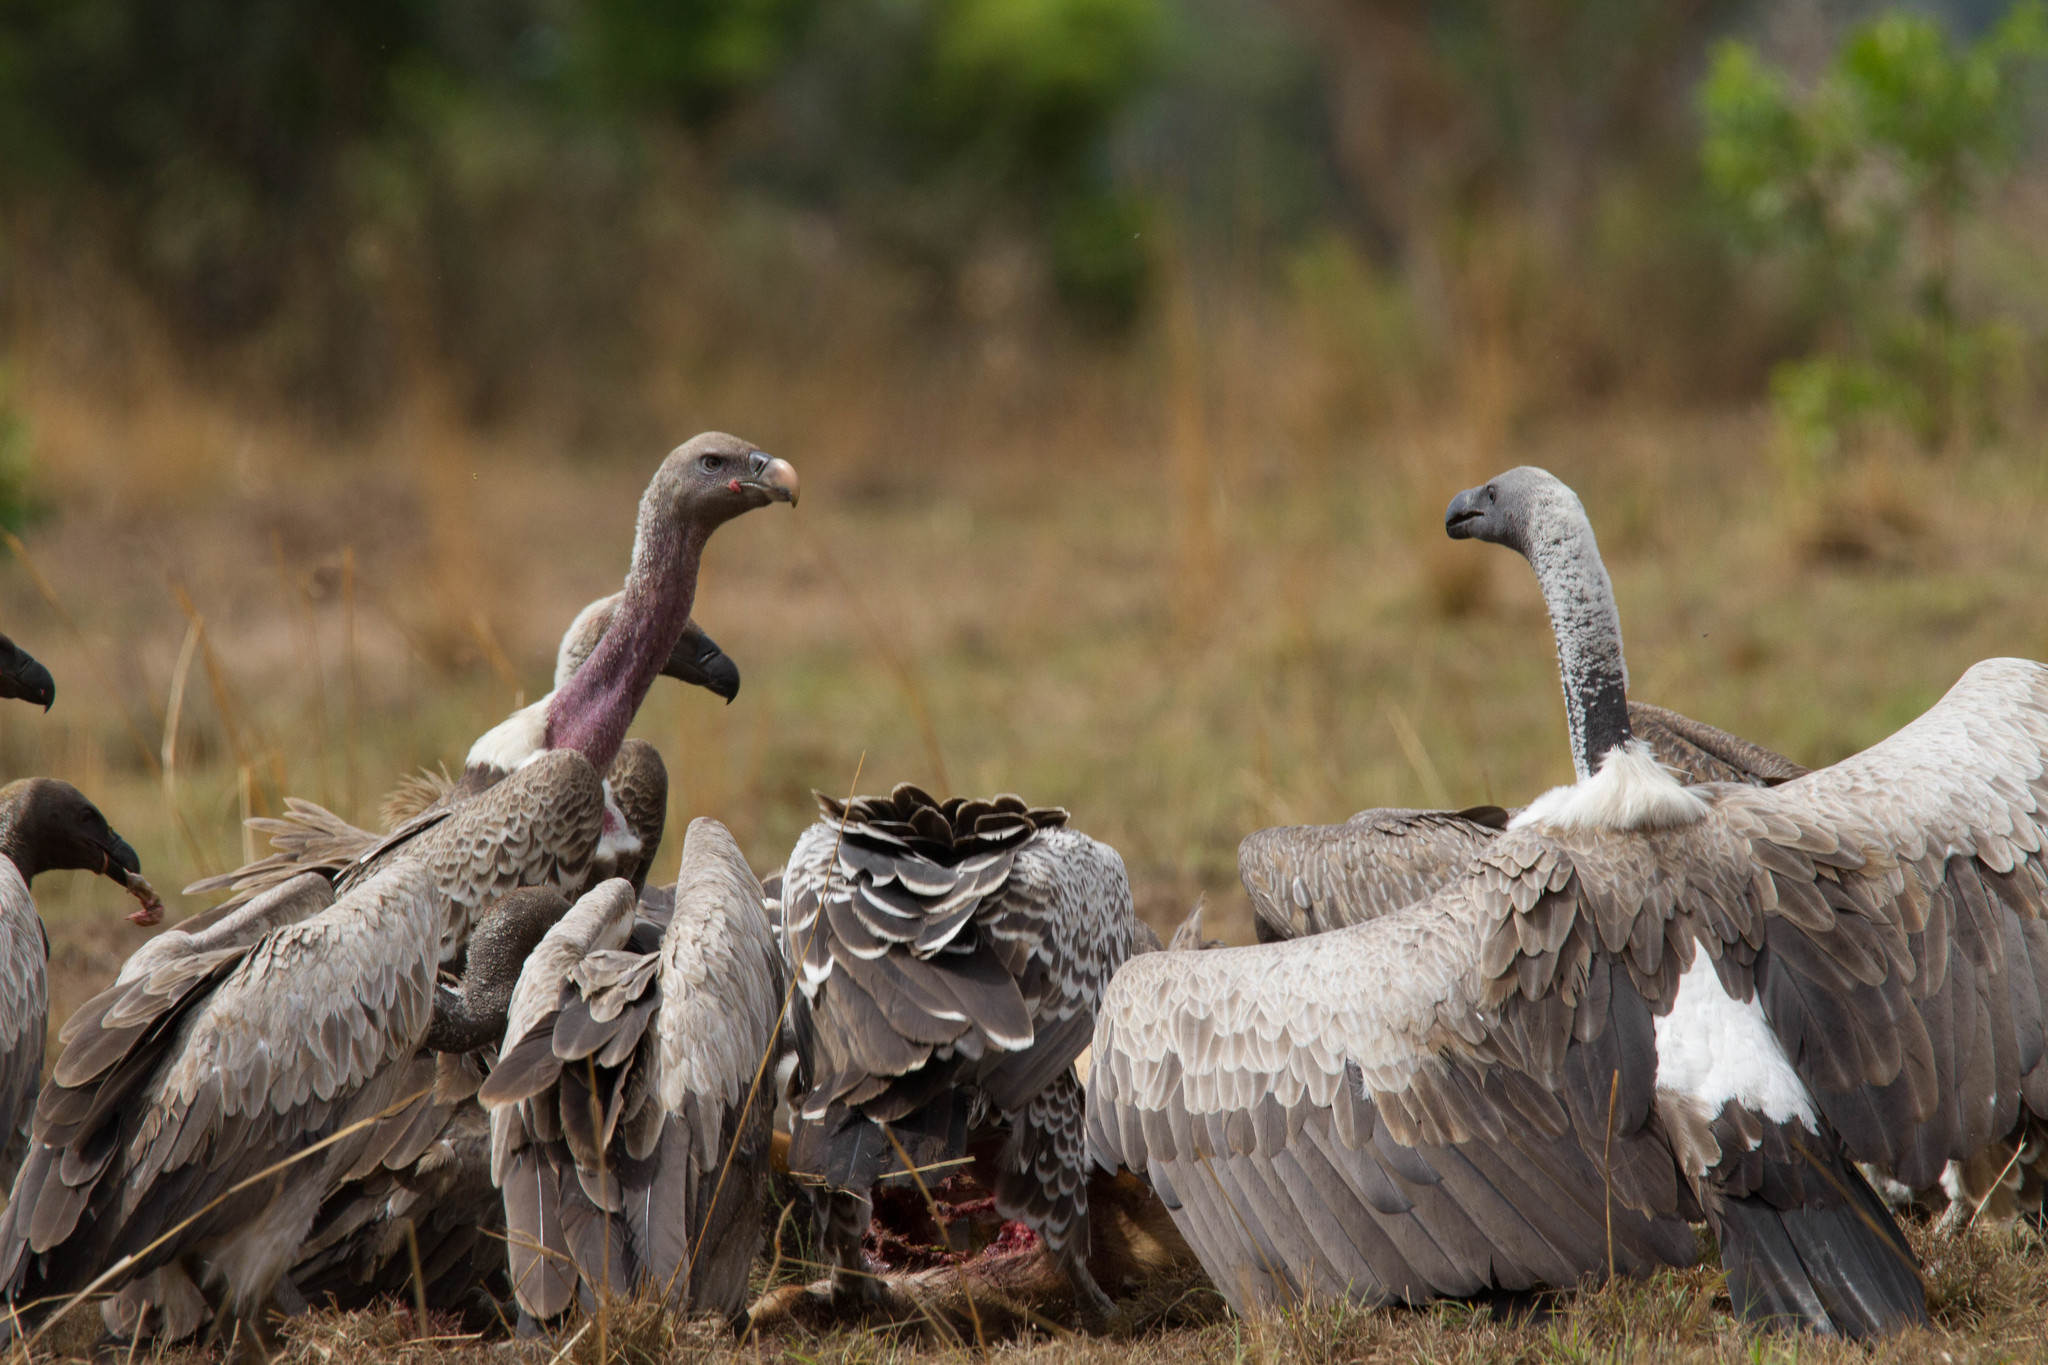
xmin=0 ymin=636 xmax=55 ymax=711
xmin=1444 ymin=486 xmax=1489 ymax=540
xmin=743 ymin=453 xmax=800 ymax=506
xmin=97 ymin=831 xmax=162 ymax=926
xmin=664 ymin=622 xmax=742 ymax=703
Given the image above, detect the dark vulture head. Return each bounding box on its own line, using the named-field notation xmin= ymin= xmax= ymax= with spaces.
xmin=816 ymin=782 xmax=1068 ymax=866
xmin=0 ymin=635 xmax=54 ymax=711
xmin=0 ymin=778 xmax=163 ymax=924
xmin=425 ymin=886 xmax=573 ymax=1053
xmin=556 ymin=596 xmax=742 ymax=704
xmin=1444 ymin=465 xmax=1583 ymax=554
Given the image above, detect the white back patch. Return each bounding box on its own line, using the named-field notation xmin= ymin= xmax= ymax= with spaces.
xmin=1509 ymin=739 xmax=1710 ymax=834
xmin=464 ymin=695 xmax=551 ymax=775
xmin=1654 ymin=952 xmax=1816 ymax=1126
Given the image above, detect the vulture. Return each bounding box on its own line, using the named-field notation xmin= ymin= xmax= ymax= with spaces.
xmin=184 ymin=599 xmax=739 ymax=916
xmin=1240 ymin=467 xmax=1806 ymax=943
xmin=780 ymin=784 xmax=1140 ymax=1330
xmin=278 ymin=736 xmax=672 ymax=1322
xmin=0 ymin=756 xmax=605 ymax=1358
xmin=0 ymin=781 xmax=160 ymax=1186
xmin=478 ymin=822 xmax=782 ymax=1331
xmin=0 ymin=635 xmax=54 ymax=711
xmin=1090 ymin=474 xmax=2048 ymax=1339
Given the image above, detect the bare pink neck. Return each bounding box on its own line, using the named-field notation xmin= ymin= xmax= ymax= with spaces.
xmin=546 ymin=522 xmax=705 ymax=771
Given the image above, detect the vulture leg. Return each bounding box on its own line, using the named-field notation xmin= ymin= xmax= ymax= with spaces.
xmin=823 ymin=1187 xmax=891 ymax=1311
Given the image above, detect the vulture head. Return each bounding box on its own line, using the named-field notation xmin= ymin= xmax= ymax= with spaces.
xmin=0 ymin=778 xmax=163 ymax=925
xmin=546 ymin=433 xmax=792 ymax=771
xmin=1443 ymin=465 xmax=1587 ymax=554
xmin=648 ymin=431 xmax=800 ymax=537
xmin=0 ymin=634 xmax=54 ymax=711
xmin=556 ymin=594 xmax=741 ymax=704
xmin=425 ymin=886 xmax=573 ymax=1053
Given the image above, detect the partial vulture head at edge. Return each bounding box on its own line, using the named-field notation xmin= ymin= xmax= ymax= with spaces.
xmin=0 ymin=777 xmax=163 ymax=924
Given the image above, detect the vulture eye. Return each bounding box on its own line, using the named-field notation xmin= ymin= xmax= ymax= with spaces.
xmin=700 ymin=455 xmax=721 ymax=472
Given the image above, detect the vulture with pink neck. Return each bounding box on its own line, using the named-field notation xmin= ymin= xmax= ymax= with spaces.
xmin=181 ymin=431 xmax=796 ymax=939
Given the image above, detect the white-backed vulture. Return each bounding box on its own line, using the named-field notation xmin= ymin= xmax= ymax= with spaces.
xmin=1092 ymin=482 xmax=2048 ymax=1338
xmin=1240 ymin=468 xmax=1805 ymax=943
xmin=478 ymin=822 xmax=782 ymax=1330
xmin=0 ymin=754 xmax=608 ymax=1358
xmin=0 ymin=781 xmax=161 ymax=1188
xmin=779 ymin=784 xmax=1140 ymax=1330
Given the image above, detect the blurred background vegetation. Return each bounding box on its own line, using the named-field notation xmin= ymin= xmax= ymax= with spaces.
xmin=1 ymin=0 xmax=2048 ymax=970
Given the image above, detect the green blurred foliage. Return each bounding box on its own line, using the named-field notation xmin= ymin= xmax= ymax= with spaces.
xmin=0 ymin=0 xmax=1164 ymax=366
xmin=1701 ymin=3 xmax=2048 ymax=457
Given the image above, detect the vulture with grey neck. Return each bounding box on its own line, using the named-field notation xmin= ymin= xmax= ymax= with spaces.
xmin=779 ymin=784 xmax=1140 ymax=1331
xmin=0 ymin=636 xmax=54 ymax=712
xmin=183 ymin=595 xmax=741 ymax=917
xmin=1091 ymin=474 xmax=2048 ymax=1339
xmin=0 ymin=762 xmax=604 ymax=1359
xmin=1240 ymin=468 xmax=1805 ymax=943
xmin=478 ymin=822 xmax=782 ymax=1331
xmin=0 ymin=781 xmax=159 ymax=1187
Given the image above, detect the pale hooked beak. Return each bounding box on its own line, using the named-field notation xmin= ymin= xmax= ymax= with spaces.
xmin=748 ymin=454 xmax=801 ymax=506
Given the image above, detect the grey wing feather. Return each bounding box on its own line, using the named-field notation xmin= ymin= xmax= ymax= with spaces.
xmin=0 ymin=867 xmax=45 ymax=1189
xmin=1628 ymin=701 xmax=1807 ymax=786
xmin=1238 ymin=808 xmax=1505 ymax=941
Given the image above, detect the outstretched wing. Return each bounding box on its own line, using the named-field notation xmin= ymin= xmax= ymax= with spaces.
xmin=1088 ymin=855 xmax=1699 ymax=1314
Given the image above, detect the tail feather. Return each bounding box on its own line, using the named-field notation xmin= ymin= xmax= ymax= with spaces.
xmin=1718 ymin=1167 xmax=1926 ymax=1339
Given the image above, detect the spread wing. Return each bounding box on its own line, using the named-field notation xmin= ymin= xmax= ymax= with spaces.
xmin=1699 ymin=656 xmax=2048 ymax=1189
xmin=1238 ymin=808 xmax=1506 ymax=941
xmin=1094 ymin=659 xmax=2048 ymax=1318
xmin=1088 ymin=852 xmax=1700 ymax=1314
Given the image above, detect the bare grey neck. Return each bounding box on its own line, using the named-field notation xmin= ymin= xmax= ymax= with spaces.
xmin=1514 ymin=486 xmax=1632 ymax=780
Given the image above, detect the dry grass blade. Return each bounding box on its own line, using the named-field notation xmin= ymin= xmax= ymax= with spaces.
xmin=157 ymin=616 xmax=217 ymax=876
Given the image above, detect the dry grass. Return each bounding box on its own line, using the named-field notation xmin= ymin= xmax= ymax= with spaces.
xmin=4 ymin=264 xmax=2048 ymax=1359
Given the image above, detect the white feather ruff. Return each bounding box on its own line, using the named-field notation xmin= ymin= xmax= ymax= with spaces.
xmin=1509 ymin=739 xmax=1710 ymax=833
xmin=464 ymin=697 xmax=551 ymax=774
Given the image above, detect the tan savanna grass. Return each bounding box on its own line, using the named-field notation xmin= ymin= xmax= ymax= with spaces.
xmin=3 ymin=244 xmax=2048 ymax=1359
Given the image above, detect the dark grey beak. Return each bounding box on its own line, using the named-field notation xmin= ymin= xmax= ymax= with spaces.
xmin=1444 ymin=486 xmax=1491 ymax=540
xmin=0 ymin=635 xmax=55 ymax=711
xmin=664 ymin=623 xmax=742 ymax=703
